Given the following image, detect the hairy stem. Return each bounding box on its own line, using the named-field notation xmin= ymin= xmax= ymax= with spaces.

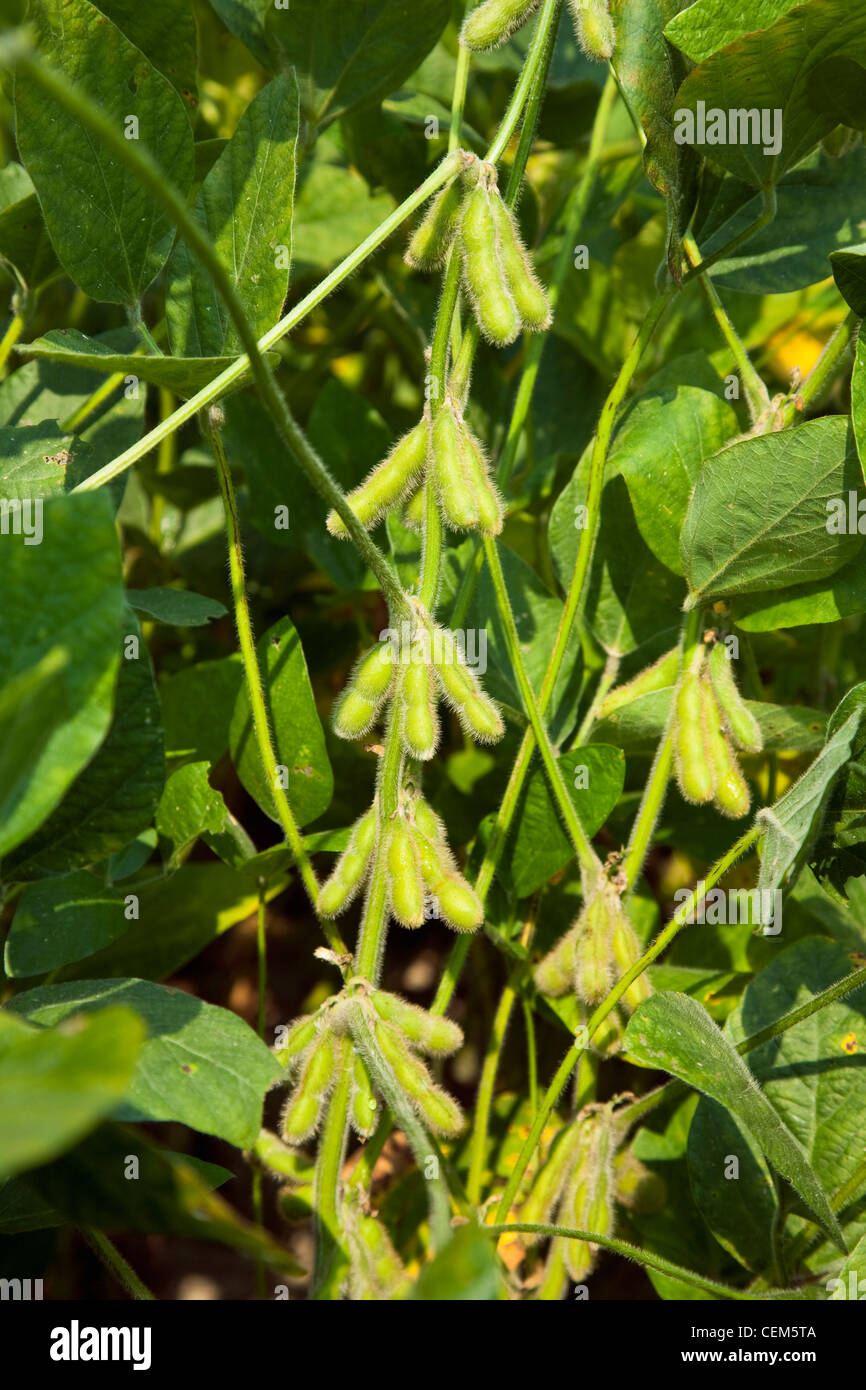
xmin=80 ymin=1227 xmax=155 ymax=1301
xmin=682 ymin=231 xmax=769 ymax=423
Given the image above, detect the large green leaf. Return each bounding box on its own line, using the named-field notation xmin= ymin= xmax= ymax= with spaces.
xmin=0 ymin=1006 xmax=144 ymax=1180
xmin=681 ymin=417 xmax=864 ymax=606
xmin=8 ymin=979 xmax=283 ymax=1148
xmin=509 ymin=746 xmax=626 ymax=898
xmin=664 ymin=0 xmax=798 ymax=62
xmin=292 ymin=152 xmax=395 ymax=274
xmin=672 ymin=0 xmax=866 ymax=189
xmin=155 ymin=761 xmax=254 ymax=869
xmin=733 ymin=551 xmax=866 ymax=631
xmin=229 ymin=615 xmax=333 ymax=828
xmin=126 ymin=586 xmax=226 ymax=627
xmin=609 ymin=0 xmax=698 ymax=272
xmin=14 ymin=0 xmax=195 ymax=303
xmin=24 ymin=329 xmax=246 ymax=398
xmin=0 ymin=492 xmax=124 ymax=860
xmin=91 ymin=0 xmax=198 ymax=109
xmin=687 ymin=1097 xmax=779 ymax=1273
xmin=623 ymin=991 xmax=845 ymax=1249
xmin=4 ymin=873 xmax=129 ymax=977
xmin=0 ymin=422 xmax=103 ymax=499
xmin=3 ymin=610 xmax=164 ymax=880
xmin=160 ymin=654 xmax=243 ymax=763
xmin=831 ymin=244 xmax=866 ymax=317
xmin=0 ymin=650 xmax=69 ymax=847
xmin=264 ymin=0 xmax=451 ymax=129
xmin=0 ymin=163 xmax=58 ymax=292
xmin=166 ymin=72 xmax=299 ymax=357
xmin=611 ymin=356 xmax=737 ymax=574
xmin=757 ymin=702 xmax=863 ymax=897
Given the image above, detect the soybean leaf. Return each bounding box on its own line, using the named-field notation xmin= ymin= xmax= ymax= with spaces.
xmin=25 ymin=329 xmax=246 ymax=397
xmin=611 ymin=355 xmax=738 ymax=574
xmin=126 ymin=586 xmax=226 ymax=627
xmin=509 ymin=746 xmax=626 ymax=898
xmin=166 ymin=72 xmax=299 ymax=357
xmin=91 ymin=0 xmax=198 ymax=109
xmin=0 ymin=493 xmax=124 ymax=860
xmin=733 ymin=551 xmax=866 ymax=631
xmin=156 ymin=761 xmax=254 ymax=869
xmin=829 ymin=1234 xmax=866 ymax=1299
xmin=412 ymin=1224 xmax=503 ymax=1301
xmin=609 ymin=0 xmax=698 ymax=272
xmin=0 ymin=650 xmax=69 ymax=845
xmin=757 ymin=703 xmax=864 ymax=898
xmin=698 ymin=147 xmax=866 ymax=295
xmin=229 ymin=615 xmax=333 ymax=828
xmin=3 ymin=610 xmax=164 ymax=881
xmin=8 ymin=979 xmax=283 ymax=1149
xmin=52 ymin=862 xmax=288 ymax=985
xmin=24 ymin=1124 xmax=304 ymax=1275
xmin=0 ymin=165 xmax=58 ymax=292
xmin=831 ymin=244 xmax=866 ymax=317
xmin=292 ymin=151 xmax=395 ymax=274
xmin=853 ymin=323 xmax=866 ymax=473
xmin=623 ymin=991 xmax=845 ymax=1250
xmin=687 ymin=1097 xmax=780 ymax=1272
xmin=264 ymin=0 xmax=452 ymax=130
xmin=664 ymin=0 xmax=798 ymax=63
xmin=161 ymin=654 xmax=243 ymax=763
xmin=681 ymin=417 xmax=864 ymax=606
xmin=14 ymin=0 xmax=195 ymax=304
xmin=206 ymin=0 xmax=272 ymax=69
xmin=4 ymin=873 xmax=129 ymax=978
xmin=0 ymin=1007 xmax=144 ymax=1181
xmin=672 ymin=1 xmax=866 ymax=189
xmin=0 ymin=422 xmax=104 ymax=499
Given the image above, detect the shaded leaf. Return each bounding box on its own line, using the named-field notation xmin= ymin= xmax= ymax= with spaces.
xmin=4 ymin=872 xmax=129 ymax=977
xmin=510 ymin=746 xmax=626 ymax=898
xmin=126 ymin=586 xmax=226 ymax=627
xmin=25 ymin=329 xmax=247 ymax=397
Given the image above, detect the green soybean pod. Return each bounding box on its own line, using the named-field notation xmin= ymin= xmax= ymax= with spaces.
xmin=535 ymin=921 xmax=580 ymax=998
xmin=461 ymin=0 xmax=540 ymax=50
xmin=278 ymin=1185 xmax=314 ymax=1223
xmin=435 ymin=872 xmax=484 ymax=933
xmin=708 ymin=641 xmax=763 ymax=753
xmin=610 ymin=901 xmax=651 ymax=1013
xmin=430 ymin=403 xmax=479 ymax=531
xmin=369 ymin=990 xmax=464 ymax=1056
xmin=386 ymin=816 xmax=425 ymax=928
xmin=405 ymin=179 xmax=464 ymax=270
xmin=274 ymin=1013 xmax=318 ymax=1068
xmin=574 ymin=893 xmax=615 ymax=1005
xmin=674 ymin=665 xmax=716 ymax=805
xmin=460 ymin=423 xmax=504 ymax=536
xmin=402 ymin=482 xmax=427 ymax=532
xmin=326 ymin=419 xmax=428 ymax=537
xmin=563 ymin=1106 xmax=616 ymax=1284
xmin=599 ymin=646 xmax=679 ymax=718
xmin=398 ymin=654 xmax=438 ymax=761
xmin=281 ymin=1028 xmax=339 ymax=1142
xmin=430 ymin=624 xmax=504 ymax=743
xmin=702 ymin=680 xmax=751 ymax=819
xmin=375 ymin=1020 xmax=463 ymax=1134
xmin=520 ymin=1123 xmax=583 ymax=1242
xmin=318 ymin=806 xmax=378 ymax=917
xmin=487 ymin=191 xmax=551 ymax=332
xmin=350 ymin=1052 xmax=379 ymax=1137
xmin=459 ymin=184 xmax=520 ymax=347
xmin=413 ymin=795 xmax=446 ymax=846
xmin=569 ymin=0 xmax=615 ymax=61
xmin=251 ymin=1130 xmax=316 ymax=1184
xmin=355 ymin=1213 xmax=413 ymax=1299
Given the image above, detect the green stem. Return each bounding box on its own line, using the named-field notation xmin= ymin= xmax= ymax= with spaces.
xmin=682 ymin=231 xmax=769 ymax=423
xmin=487 ymin=0 xmax=562 ymax=166
xmin=60 ymin=369 xmax=127 ymax=432
xmin=467 ymin=974 xmax=522 ymax=1206
xmin=486 ymin=1225 xmax=796 ymax=1301
xmin=0 ymin=309 xmax=24 ymax=374
xmin=781 ymin=307 xmax=858 ymax=427
xmin=681 ymin=185 xmax=778 ymax=286
xmin=256 ymin=881 xmax=267 ymax=1040
xmin=620 ymin=607 xmax=701 ymax=890
xmin=207 ymin=423 xmax=344 ymax=946
xmin=311 ymin=1043 xmax=353 ymax=1299
xmin=80 ymin=1227 xmax=155 ymax=1301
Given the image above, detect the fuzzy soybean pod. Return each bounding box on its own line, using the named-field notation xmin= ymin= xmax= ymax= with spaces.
xmin=347 ymin=1208 xmax=413 ymax=1301
xmin=405 ymin=178 xmax=465 ymax=271
xmin=369 ymin=989 xmax=464 ymax=1056
xmin=673 ymin=662 xmax=716 ymax=806
xmin=350 ymin=1050 xmax=379 ymax=1138
xmin=281 ymin=1026 xmax=340 ymax=1143
xmin=610 ymin=899 xmax=651 ymax=1013
xmin=562 ymin=1105 xmax=617 ymax=1284
xmin=396 ymin=651 xmax=439 ymax=761
xmin=574 ymin=892 xmax=615 ymax=1005
xmin=460 ymin=423 xmax=505 ymax=535
xmin=599 ymin=646 xmax=679 ymax=719
xmin=430 ymin=624 xmax=504 ymax=744
xmin=374 ymin=1018 xmax=464 ymax=1136
xmin=430 ymin=401 xmax=479 ymax=531
xmin=487 ymin=192 xmax=551 ymax=333
xmin=326 ymin=419 xmax=428 ymax=537
xmin=413 ymin=826 xmax=484 ymax=932
xmin=534 ymin=921 xmax=580 ymax=998
xmin=459 ymin=182 xmax=520 ymax=347
xmin=569 ymin=0 xmax=615 ymax=61
xmin=461 ymin=0 xmax=541 ymax=50
xmin=402 ymin=482 xmax=427 ymax=532
xmin=708 ymin=641 xmax=763 ymax=753
xmin=318 ymin=806 xmax=378 ymax=916
xmin=386 ymin=815 xmax=426 ymax=928
xmin=701 ymin=677 xmax=751 ymax=819
xmin=333 ymin=641 xmax=396 ymax=741
xmin=274 ymin=1013 xmax=319 ymax=1070
xmin=520 ymin=1123 xmax=584 ymax=1244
